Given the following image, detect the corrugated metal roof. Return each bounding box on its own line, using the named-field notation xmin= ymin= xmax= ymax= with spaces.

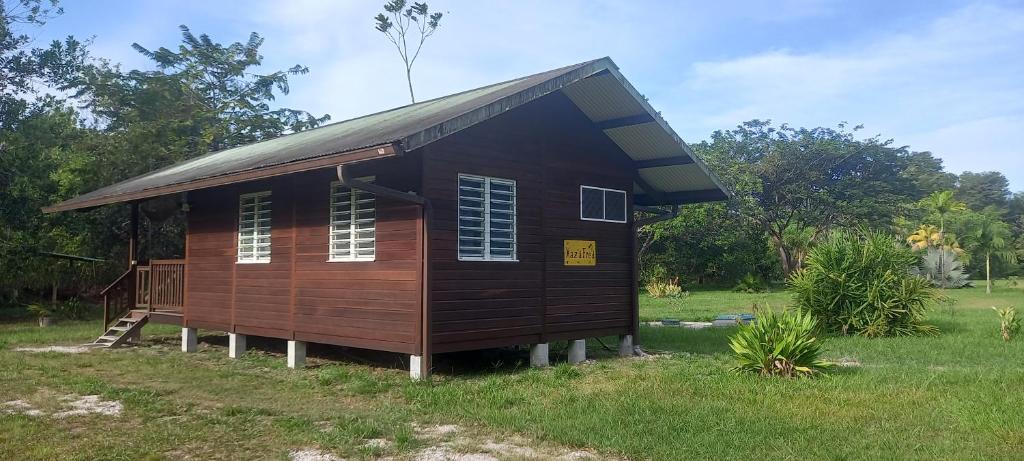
xmin=46 ymin=57 xmax=727 ymax=212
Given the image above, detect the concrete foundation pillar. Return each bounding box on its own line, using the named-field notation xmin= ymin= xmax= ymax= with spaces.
xmin=530 ymin=343 xmax=550 ymax=368
xmin=568 ymin=339 xmax=586 ymax=364
xmin=287 ymin=340 xmax=306 ymax=369
xmin=228 ymin=333 xmax=246 ymax=359
xmin=410 ymin=355 xmax=429 ymax=380
xmin=618 ymin=334 xmax=634 ymax=357
xmin=181 ymin=327 xmax=197 ymax=353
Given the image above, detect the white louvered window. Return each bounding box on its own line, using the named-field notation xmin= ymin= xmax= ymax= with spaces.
xmin=237 ymin=191 xmax=272 ymax=263
xmin=329 ymin=181 xmax=376 ymax=261
xmin=458 ymin=174 xmax=516 ymax=261
xmin=580 ymin=185 xmax=627 ymax=223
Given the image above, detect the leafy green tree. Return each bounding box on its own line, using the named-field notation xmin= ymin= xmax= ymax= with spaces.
xmin=958 ymin=209 xmax=1017 ymax=294
xmin=956 ymin=171 xmax=1011 ymax=214
xmin=375 ymin=0 xmax=443 ymax=103
xmin=1 ymin=1 xmax=92 ymax=304
xmin=901 ymin=151 xmax=957 ymax=195
xmin=696 ymin=120 xmax=923 ymax=277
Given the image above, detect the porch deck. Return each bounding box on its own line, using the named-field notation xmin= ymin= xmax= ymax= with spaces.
xmin=101 ymin=259 xmax=184 ymax=330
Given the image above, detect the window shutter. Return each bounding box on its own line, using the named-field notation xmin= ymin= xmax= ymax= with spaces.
xmin=458 ymin=174 xmax=517 ymax=261
xmin=329 ymin=181 xmax=376 ymax=261
xmin=238 ymin=191 xmax=272 ymax=263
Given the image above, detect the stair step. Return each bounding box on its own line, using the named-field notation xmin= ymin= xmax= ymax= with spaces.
xmin=99 ymin=335 xmax=120 ymax=341
xmin=109 ymin=326 xmax=130 ymax=332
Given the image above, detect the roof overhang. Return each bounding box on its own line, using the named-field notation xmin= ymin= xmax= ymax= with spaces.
xmin=43 ymin=144 xmax=399 ymax=213
xmin=558 ymin=66 xmax=730 ymax=206
xmin=45 ymin=57 xmax=728 ymax=213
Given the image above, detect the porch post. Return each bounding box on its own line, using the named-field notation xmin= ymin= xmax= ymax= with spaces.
xmin=128 ymin=202 xmax=139 ymax=267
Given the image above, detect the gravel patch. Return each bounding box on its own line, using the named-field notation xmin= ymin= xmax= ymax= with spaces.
xmin=52 ymin=395 xmax=123 ymax=418
xmin=15 ymin=346 xmax=91 ymax=353
xmin=289 ymin=448 xmax=344 ymax=461
xmin=2 ymin=400 xmax=44 ymax=416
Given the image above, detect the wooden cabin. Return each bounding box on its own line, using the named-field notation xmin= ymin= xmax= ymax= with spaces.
xmin=45 ymin=57 xmax=728 ymax=378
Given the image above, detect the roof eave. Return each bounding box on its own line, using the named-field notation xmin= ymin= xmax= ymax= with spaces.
xmin=43 ymin=143 xmax=400 ymax=213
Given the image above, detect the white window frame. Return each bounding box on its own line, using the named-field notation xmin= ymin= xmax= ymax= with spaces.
xmin=580 ymin=185 xmax=628 ymax=223
xmin=328 ymin=179 xmax=376 ymax=262
xmin=237 ymin=191 xmax=272 ymax=264
xmin=458 ymin=174 xmax=517 ymax=262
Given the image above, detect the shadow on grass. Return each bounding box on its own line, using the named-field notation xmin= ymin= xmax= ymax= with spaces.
xmin=189 ymin=332 xmax=536 ymax=377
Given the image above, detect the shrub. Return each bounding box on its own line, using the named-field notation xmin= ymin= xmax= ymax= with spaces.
xmin=789 ymin=230 xmax=938 ymax=337
xmin=56 ymin=297 xmax=90 ymax=320
xmin=992 ymin=306 xmax=1020 ymax=342
xmin=733 ymin=273 xmax=766 ymax=293
xmin=26 ymin=303 xmax=53 ymax=318
xmin=913 ymin=248 xmax=971 ymax=289
xmin=646 ymin=277 xmax=686 ymax=299
xmin=729 ymin=308 xmax=831 ymax=377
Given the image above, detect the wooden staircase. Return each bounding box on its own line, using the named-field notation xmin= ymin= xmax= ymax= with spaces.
xmin=87 ymin=310 xmax=149 ymax=348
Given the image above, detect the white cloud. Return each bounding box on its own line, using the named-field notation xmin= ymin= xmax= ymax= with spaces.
xmin=665 ymin=2 xmax=1024 ymax=189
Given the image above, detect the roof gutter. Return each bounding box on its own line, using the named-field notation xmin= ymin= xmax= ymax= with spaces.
xmin=335 ymin=164 xmax=433 ymax=380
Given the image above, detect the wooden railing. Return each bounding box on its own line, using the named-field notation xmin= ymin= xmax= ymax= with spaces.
xmin=101 ymin=266 xmax=135 ymax=331
xmin=147 ymin=259 xmax=185 ymax=311
xmin=101 ymin=259 xmax=185 ymax=332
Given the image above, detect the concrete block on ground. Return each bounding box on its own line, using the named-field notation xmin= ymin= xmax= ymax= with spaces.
xmin=568 ymin=339 xmax=586 ymax=364
xmin=618 ymin=334 xmax=634 ymax=357
xmin=287 ymin=340 xmax=306 ymax=369
xmin=410 ymin=354 xmax=429 ymax=380
xmin=181 ymin=327 xmax=197 ymax=353
xmin=228 ymin=333 xmax=246 ymax=359
xmin=530 ymin=343 xmax=550 ymax=368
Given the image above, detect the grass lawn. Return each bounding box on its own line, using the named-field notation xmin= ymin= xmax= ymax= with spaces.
xmin=2 ymin=283 xmax=1023 ymax=460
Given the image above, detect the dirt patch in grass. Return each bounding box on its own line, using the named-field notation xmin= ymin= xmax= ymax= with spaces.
xmin=2 ymin=400 xmax=44 ymax=416
xmin=402 ymin=423 xmax=613 ymax=461
xmin=3 ymin=393 xmax=122 ymax=418
xmin=289 ymin=448 xmax=344 ymax=461
xmin=52 ymin=395 xmax=123 ymax=418
xmin=14 ymin=345 xmax=91 ymax=353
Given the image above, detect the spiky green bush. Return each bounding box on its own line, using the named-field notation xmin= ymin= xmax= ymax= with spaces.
xmin=729 ymin=309 xmax=831 ymax=377
xmin=789 ymin=230 xmax=938 ymax=337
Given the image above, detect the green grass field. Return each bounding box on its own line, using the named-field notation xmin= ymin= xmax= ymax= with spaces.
xmin=2 ymin=283 xmax=1022 ymax=460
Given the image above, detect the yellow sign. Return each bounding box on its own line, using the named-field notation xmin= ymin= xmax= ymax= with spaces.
xmin=563 ymin=240 xmax=596 ymax=266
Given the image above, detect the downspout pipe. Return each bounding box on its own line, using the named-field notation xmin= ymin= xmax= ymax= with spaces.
xmin=630 ymin=204 xmax=679 ymax=350
xmin=337 ymin=165 xmax=433 ymax=378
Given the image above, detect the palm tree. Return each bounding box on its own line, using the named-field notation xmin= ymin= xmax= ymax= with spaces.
xmin=961 ymin=211 xmax=1016 ymax=294
xmin=921 ymin=191 xmax=967 ymax=235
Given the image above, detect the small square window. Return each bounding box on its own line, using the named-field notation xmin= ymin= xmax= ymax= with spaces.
xmin=580 ymin=186 xmax=627 ymax=223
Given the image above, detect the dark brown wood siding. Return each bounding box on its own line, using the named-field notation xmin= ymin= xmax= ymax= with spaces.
xmin=184 ymin=156 xmax=422 ymax=354
xmin=424 ymin=91 xmax=636 ymax=353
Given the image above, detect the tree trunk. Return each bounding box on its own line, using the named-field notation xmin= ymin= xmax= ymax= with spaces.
xmin=406 ymin=67 xmax=416 ymax=103
xmin=777 ymin=245 xmax=793 ymax=278
xmin=986 ymin=252 xmax=992 ymax=294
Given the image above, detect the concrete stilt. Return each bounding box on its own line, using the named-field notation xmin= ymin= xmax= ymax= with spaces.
xmin=618 ymin=334 xmax=634 ymax=357
xmin=228 ymin=333 xmax=246 ymax=358
xmin=568 ymin=339 xmax=586 ymax=364
xmin=410 ymin=355 xmax=429 ymax=380
xmin=287 ymin=340 xmax=306 ymax=369
xmin=530 ymin=343 xmax=550 ymax=368
xmin=181 ymin=327 xmax=197 ymax=353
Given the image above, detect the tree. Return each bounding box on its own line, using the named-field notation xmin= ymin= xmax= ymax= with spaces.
xmin=696 ymin=120 xmax=922 ymax=277
xmin=1 ymin=0 xmax=91 ymax=303
xmin=956 ymin=171 xmax=1010 ymax=214
xmin=374 ymin=0 xmax=443 ymax=103
xmin=919 ymin=190 xmax=966 ymax=235
xmin=959 ymin=209 xmax=1016 ymax=294
xmin=901 ymin=151 xmax=957 ymax=196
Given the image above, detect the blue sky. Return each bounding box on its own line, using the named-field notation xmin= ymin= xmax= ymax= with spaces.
xmin=32 ymin=0 xmax=1024 ymax=191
